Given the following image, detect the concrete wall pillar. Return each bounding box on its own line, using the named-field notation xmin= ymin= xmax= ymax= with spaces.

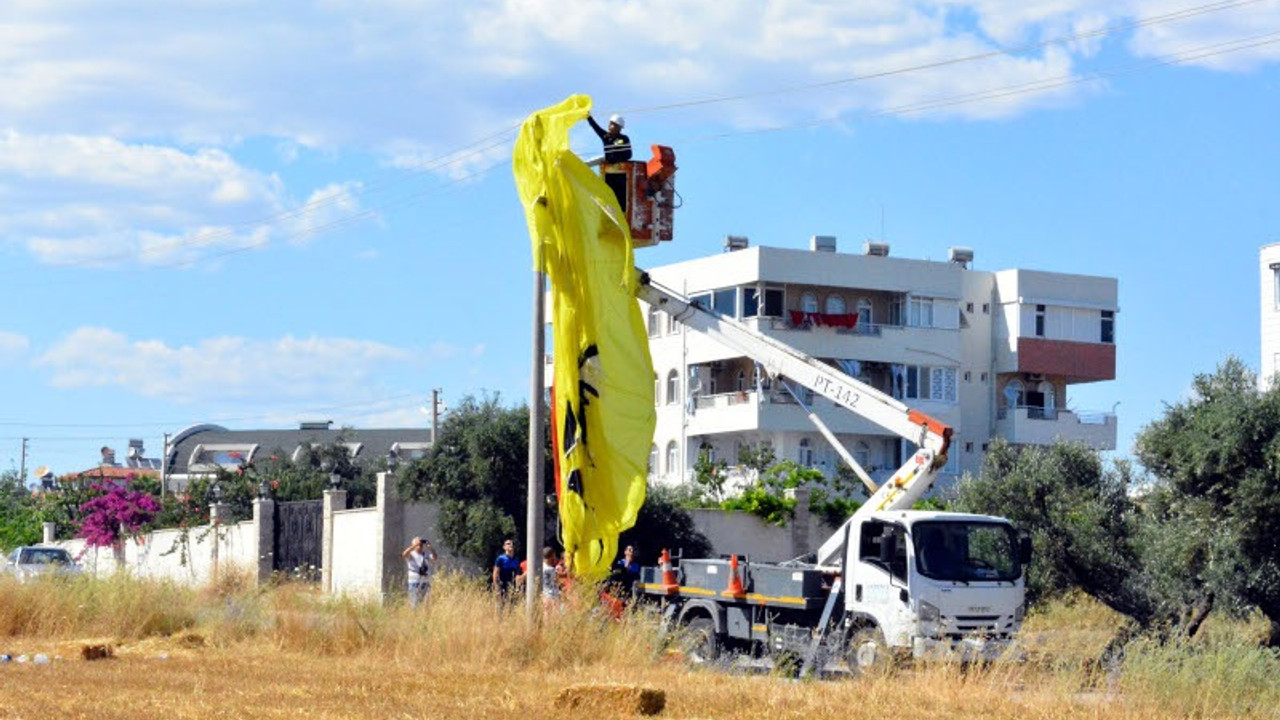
xmin=252 ymin=498 xmax=275 ymax=586
xmin=41 ymin=522 xmax=56 ymax=545
xmin=322 ymin=489 xmax=347 ymax=593
xmin=374 ymin=472 xmax=405 ymax=602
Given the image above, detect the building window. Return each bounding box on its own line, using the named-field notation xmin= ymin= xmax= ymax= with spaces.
xmin=700 ymin=441 xmax=716 ymax=464
xmin=743 ymin=287 xmax=760 ymax=317
xmin=963 ymin=371 xmax=972 ymax=382
xmin=762 ymin=287 xmax=784 ymax=317
xmin=857 ymin=298 xmax=872 ymax=327
xmin=798 ymin=438 xmax=814 ymax=468
xmin=908 ymin=297 xmax=934 ymax=327
xmin=965 ymin=302 xmax=974 ymax=313
xmin=654 ymin=373 xmax=660 ymax=405
xmin=982 ymin=303 xmax=990 ymax=314
xmin=1035 ymin=304 xmax=1046 ymax=337
xmin=825 ymin=295 xmax=846 ymax=314
xmin=1101 ymin=310 xmax=1115 ymax=343
xmin=801 ymin=292 xmax=819 ymax=313
xmin=1004 ymin=379 xmax=1025 ymax=408
xmin=1274 ymin=267 xmax=1280 ymax=308
xmin=666 ymin=370 xmax=679 ymax=405
xmin=980 ymin=372 xmax=989 ymax=383
xmin=736 ymin=370 xmax=748 ymax=392
xmin=690 ymin=293 xmax=711 ymax=310
xmin=854 ymin=441 xmax=871 ymax=470
xmin=713 ymin=288 xmax=738 ymax=318
xmin=647 ymin=306 xmax=659 ymax=337
xmin=964 ymin=441 xmax=974 ymax=453
xmin=648 ymin=445 xmax=658 ymax=477
xmin=666 ymin=441 xmax=679 ymax=475
xmin=902 ymin=365 xmax=958 ymax=403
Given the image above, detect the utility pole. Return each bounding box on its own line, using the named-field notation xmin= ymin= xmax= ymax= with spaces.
xmin=526 ymin=271 xmax=546 ymax=620
xmin=161 ymin=433 xmax=171 ymax=495
xmin=19 ymin=437 xmax=27 ymax=485
xmin=431 ymin=388 xmax=443 ymax=445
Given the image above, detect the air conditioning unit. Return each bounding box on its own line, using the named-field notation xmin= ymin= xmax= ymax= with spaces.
xmin=724 ymin=235 xmax=749 ymax=251
xmin=864 ymin=241 xmax=890 ymax=257
xmin=811 ymin=235 xmax=837 ymax=252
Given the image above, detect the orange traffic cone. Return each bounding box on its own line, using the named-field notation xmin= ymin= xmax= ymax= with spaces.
xmin=659 ymin=549 xmax=679 ymax=594
xmin=723 ymin=554 xmax=745 ymax=598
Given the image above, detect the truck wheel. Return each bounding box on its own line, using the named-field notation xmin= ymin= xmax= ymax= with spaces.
xmin=847 ymin=627 xmax=892 ymax=676
xmin=682 ymin=617 xmax=721 ymax=664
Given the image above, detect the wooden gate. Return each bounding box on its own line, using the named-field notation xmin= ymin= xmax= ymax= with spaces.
xmin=274 ymin=499 xmax=323 ymax=581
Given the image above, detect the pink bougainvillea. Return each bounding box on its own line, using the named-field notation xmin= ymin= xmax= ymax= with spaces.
xmin=79 ymin=480 xmax=162 ymax=548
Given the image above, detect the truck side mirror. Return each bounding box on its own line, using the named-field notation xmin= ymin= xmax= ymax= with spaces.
xmin=1019 ymin=535 xmax=1033 ymax=566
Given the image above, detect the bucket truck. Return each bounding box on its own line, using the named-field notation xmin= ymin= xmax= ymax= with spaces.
xmin=634 ymin=273 xmax=1031 ymax=675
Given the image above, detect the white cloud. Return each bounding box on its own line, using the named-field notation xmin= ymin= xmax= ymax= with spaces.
xmin=0 ymin=131 xmax=367 ymax=267
xmin=1 ymin=0 xmax=1276 ymax=270
xmin=0 ymin=331 xmax=29 ymax=366
xmin=38 ymin=327 xmax=414 ymax=404
xmin=0 ymin=0 xmax=1274 ymax=154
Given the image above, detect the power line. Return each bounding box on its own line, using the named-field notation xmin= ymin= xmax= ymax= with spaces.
xmin=622 ymin=0 xmax=1268 ymax=115
xmin=22 ymin=0 xmax=1262 ymax=271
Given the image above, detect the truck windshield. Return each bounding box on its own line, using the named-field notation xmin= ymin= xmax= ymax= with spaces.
xmin=912 ymin=521 xmax=1020 ymax=582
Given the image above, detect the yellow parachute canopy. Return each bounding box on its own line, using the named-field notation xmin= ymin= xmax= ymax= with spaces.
xmin=513 ymin=95 xmax=656 ymax=579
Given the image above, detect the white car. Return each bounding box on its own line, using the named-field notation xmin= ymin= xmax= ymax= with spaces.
xmin=4 ymin=546 xmax=79 ymax=581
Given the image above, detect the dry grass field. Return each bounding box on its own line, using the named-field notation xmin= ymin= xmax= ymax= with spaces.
xmin=1 ymin=573 xmax=1278 ymax=719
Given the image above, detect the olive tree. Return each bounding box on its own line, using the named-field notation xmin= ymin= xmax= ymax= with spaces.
xmin=1136 ymin=357 xmax=1280 ymax=646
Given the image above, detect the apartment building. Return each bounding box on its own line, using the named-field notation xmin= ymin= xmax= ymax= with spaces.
xmin=642 ymin=236 xmax=1118 ymax=490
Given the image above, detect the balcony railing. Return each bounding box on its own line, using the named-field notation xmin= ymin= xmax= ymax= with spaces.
xmin=997 ymin=405 xmax=1058 ymax=421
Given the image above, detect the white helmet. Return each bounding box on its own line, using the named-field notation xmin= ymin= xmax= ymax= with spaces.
xmin=609 ymin=113 xmax=625 ymax=129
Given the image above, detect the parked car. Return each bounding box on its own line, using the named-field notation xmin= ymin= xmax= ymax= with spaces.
xmin=3 ymin=546 xmax=79 ymax=581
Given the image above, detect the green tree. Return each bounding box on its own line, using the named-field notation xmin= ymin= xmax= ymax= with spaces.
xmin=1135 ymin=357 xmax=1280 ymax=646
xmin=0 ymin=469 xmax=42 ymax=550
xmin=619 ymin=484 xmax=712 ymax=561
xmin=954 ymin=440 xmax=1163 ymax=625
xmin=399 ymin=394 xmax=542 ymax=568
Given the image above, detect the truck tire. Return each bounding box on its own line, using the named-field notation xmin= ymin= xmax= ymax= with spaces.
xmin=682 ymin=617 xmax=721 ymax=664
xmin=847 ymin=627 xmax=892 ymax=676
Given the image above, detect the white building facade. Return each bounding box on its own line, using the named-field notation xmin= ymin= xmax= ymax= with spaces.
xmin=642 ymin=237 xmax=1118 ymax=491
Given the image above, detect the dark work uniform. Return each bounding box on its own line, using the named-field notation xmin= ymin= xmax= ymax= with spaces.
xmin=587 ymin=116 xmax=632 ymax=211
xmin=587 ymin=116 xmax=633 ymax=163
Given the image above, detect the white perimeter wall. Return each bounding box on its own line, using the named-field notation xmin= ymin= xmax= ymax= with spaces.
xmin=330 ymin=508 xmax=378 ymax=598
xmin=53 ymin=518 xmax=259 ymax=586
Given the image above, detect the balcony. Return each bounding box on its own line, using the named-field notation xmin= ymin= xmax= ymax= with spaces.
xmin=994 ymin=405 xmax=1117 ymax=450
xmin=684 ymin=388 xmax=932 ymax=437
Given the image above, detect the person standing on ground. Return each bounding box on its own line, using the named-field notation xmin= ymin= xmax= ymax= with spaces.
xmin=612 ymin=544 xmax=641 ymax=598
xmin=401 ymin=536 xmax=437 ymax=608
xmin=540 ymin=546 xmax=565 ymax=611
xmin=492 ymin=537 xmax=524 ymax=605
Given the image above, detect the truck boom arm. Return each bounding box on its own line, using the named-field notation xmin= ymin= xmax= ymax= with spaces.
xmin=637 ymin=273 xmax=953 ymax=567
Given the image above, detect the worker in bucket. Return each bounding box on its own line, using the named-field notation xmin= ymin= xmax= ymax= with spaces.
xmin=587 ymin=113 xmax=632 ymax=212
xmin=587 ymin=113 xmax=632 ymax=163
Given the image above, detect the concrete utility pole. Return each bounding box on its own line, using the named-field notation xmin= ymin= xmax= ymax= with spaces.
xmin=19 ymin=437 xmax=27 ymax=485
xmin=526 ymin=270 xmax=547 ymax=620
xmin=432 ymin=388 xmax=443 ymax=445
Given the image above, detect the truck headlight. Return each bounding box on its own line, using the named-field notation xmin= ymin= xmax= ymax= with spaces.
xmin=919 ymin=601 xmax=941 ymax=623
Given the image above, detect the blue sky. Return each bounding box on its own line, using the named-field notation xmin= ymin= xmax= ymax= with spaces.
xmin=1 ymin=0 xmax=1278 ymax=478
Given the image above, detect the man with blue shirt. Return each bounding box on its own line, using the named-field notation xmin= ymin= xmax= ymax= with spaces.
xmin=492 ymin=537 xmax=524 ymax=603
